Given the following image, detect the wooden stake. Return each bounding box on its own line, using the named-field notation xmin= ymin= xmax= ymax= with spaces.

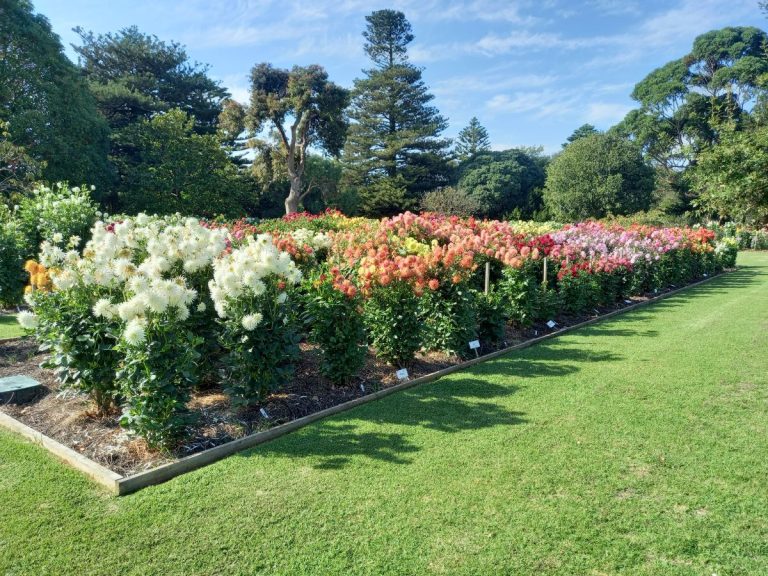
xmin=484 ymin=261 xmax=490 ymax=294
xmin=542 ymin=257 xmax=548 ymax=288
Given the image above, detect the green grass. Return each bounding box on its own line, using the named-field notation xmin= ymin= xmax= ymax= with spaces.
xmin=0 ymin=313 xmax=23 ymax=339
xmin=1 ymin=253 xmax=767 ymax=576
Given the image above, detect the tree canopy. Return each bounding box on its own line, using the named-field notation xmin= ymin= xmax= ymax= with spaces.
xmin=0 ymin=0 xmax=111 ymax=193
xmin=235 ymin=63 xmax=350 ymax=214
xmin=691 ymin=124 xmax=768 ymax=224
xmin=544 ymin=133 xmax=655 ymax=220
xmin=117 ymin=109 xmax=246 ymax=217
xmin=563 ymin=124 xmax=599 ymax=147
xmin=615 ymin=27 xmax=768 ymax=174
xmin=456 ymin=149 xmax=547 ymax=219
xmin=73 ymin=26 xmax=229 ymax=133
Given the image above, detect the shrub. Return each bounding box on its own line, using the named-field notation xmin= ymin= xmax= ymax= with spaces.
xmin=364 ymin=281 xmax=423 ymax=366
xmin=31 ymin=279 xmax=120 ymax=414
xmin=557 ymin=269 xmax=601 ymax=315
xmin=210 ymin=235 xmax=302 ymax=406
xmin=0 ymin=207 xmax=24 ymax=307
xmin=303 ymin=269 xmax=367 ymax=385
xmin=15 ymin=182 xmax=100 ymax=258
xmin=421 ymin=186 xmax=482 ymax=217
xmin=715 ymin=238 xmax=738 ymax=269
xmin=475 ymin=289 xmax=507 ymax=347
xmin=419 ymin=279 xmax=477 ymax=358
xmin=117 ymin=318 xmax=203 ymax=448
xmin=544 ymin=134 xmax=654 ymax=220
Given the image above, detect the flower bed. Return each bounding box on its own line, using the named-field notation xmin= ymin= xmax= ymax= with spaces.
xmin=11 ymin=211 xmax=736 ymax=456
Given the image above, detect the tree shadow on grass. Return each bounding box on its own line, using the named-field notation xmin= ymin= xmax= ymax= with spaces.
xmin=252 ymin=378 xmax=526 ymax=469
xmin=252 ymin=345 xmax=623 ymax=469
xmin=630 ymin=266 xmax=765 ymax=311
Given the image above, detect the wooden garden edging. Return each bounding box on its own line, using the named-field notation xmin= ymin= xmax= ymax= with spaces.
xmin=0 ymin=271 xmax=730 ymax=496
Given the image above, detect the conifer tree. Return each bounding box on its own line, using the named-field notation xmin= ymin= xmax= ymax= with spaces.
xmin=454 ymin=117 xmax=491 ymax=160
xmin=343 ymin=9 xmax=450 ymax=216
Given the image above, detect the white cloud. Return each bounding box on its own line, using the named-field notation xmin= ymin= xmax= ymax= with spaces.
xmin=584 ymin=102 xmax=633 ymax=124
xmin=486 ymin=89 xmax=579 ymax=118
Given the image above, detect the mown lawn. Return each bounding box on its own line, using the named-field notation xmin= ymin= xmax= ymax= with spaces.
xmin=0 ymin=313 xmax=23 ymax=339
xmin=1 ymin=252 xmax=766 ymax=576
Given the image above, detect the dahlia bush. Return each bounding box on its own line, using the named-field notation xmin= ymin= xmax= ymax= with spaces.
xmin=209 ymin=234 xmax=302 ymax=406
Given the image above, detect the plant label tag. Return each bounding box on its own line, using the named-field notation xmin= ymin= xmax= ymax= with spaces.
xmin=703 ymin=273 xmax=708 ymax=277
xmin=359 ymin=383 xmax=366 ymax=393
xmin=259 ymin=408 xmax=270 ymax=419
xmin=546 ymin=320 xmax=557 ymax=329
xmin=395 ymin=368 xmax=409 ymax=381
xmin=625 ymin=299 xmax=632 ymax=304
xmin=468 ymin=340 xmax=480 ymax=350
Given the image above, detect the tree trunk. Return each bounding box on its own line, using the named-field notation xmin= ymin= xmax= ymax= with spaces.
xmin=285 ymin=175 xmax=303 ymax=214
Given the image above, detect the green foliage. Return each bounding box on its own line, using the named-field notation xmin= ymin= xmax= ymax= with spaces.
xmin=457 ymin=149 xmax=547 ymax=218
xmin=0 ymin=206 xmax=24 ymax=306
xmin=358 ymin=176 xmax=417 ymax=217
xmin=454 ymin=117 xmax=491 ymax=160
xmin=244 ymin=63 xmax=349 ymax=214
xmin=563 ymin=124 xmax=600 ymax=147
xmin=344 ymin=10 xmax=451 ymax=214
xmin=303 ymin=274 xmax=367 ymax=385
xmin=15 ymin=183 xmax=100 ymax=259
xmin=73 ymin=25 xmax=228 ymax=133
xmin=614 ymin=26 xmax=768 ymax=211
xmin=558 ymin=270 xmax=601 ymax=316
xmin=218 ymin=283 xmax=300 ymax=407
xmin=118 ymin=319 xmax=203 ymax=448
xmin=364 ymin=281 xmax=422 ymax=366
xmin=497 ymin=263 xmax=556 ymax=326
xmin=0 ymin=120 xmax=41 ymax=202
xmin=474 ymin=289 xmax=508 ymax=347
xmin=421 ymin=186 xmax=482 ymax=217
xmin=690 ymin=125 xmax=768 ymax=224
xmin=33 ymin=289 xmax=120 ymax=414
xmin=0 ymin=0 xmax=111 ymax=192
xmin=544 ymin=133 xmax=655 ymax=220
xmin=117 ymin=109 xmax=247 ymax=217
xmin=418 ymin=281 xmax=477 ymax=359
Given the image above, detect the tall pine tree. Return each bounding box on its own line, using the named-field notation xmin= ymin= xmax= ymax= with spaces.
xmin=454 ymin=117 xmax=491 ymax=160
xmin=343 ymin=10 xmax=450 ymax=216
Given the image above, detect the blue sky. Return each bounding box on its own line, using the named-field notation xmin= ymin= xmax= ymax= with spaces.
xmin=34 ymin=0 xmax=766 ymax=153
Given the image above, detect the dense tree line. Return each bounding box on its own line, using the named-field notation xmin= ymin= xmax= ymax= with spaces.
xmin=2 ymin=0 xmax=767 ymax=224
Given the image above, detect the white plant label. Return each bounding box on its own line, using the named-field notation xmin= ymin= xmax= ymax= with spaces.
xmin=468 ymin=340 xmax=480 ymax=350
xmin=259 ymin=408 xmax=270 ymax=419
xmin=625 ymin=299 xmax=632 ymax=304
xmin=546 ymin=320 xmax=557 ymax=329
xmin=359 ymin=383 xmax=366 ymax=393
xmin=395 ymin=368 xmax=409 ymax=381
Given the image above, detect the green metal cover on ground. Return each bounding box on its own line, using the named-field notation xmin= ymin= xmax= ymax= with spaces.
xmin=0 ymin=375 xmax=41 ymax=404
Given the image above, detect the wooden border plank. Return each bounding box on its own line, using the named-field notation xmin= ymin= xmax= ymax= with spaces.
xmin=0 ymin=411 xmax=122 ymax=493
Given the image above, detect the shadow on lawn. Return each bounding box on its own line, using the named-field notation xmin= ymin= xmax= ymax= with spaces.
xmin=254 ymin=344 xmax=625 ymax=469
xmin=636 ymin=266 xmax=764 ymax=309
xmin=253 ymin=377 xmax=526 ymax=469
xmin=247 ymin=264 xmax=766 ymax=470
